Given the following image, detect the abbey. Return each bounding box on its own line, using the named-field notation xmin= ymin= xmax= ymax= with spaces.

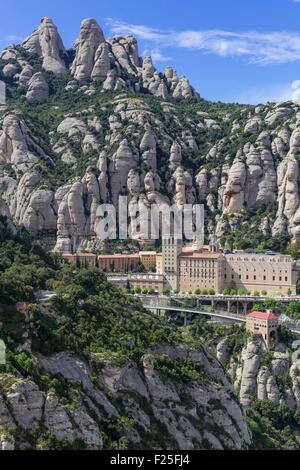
xmin=62 ymin=237 xmax=298 ymax=295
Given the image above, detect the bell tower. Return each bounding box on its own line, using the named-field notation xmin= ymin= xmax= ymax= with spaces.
xmin=162 ymin=237 xmax=182 ymax=291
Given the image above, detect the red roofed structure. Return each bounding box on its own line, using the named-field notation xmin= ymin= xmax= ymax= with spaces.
xmin=247 ymin=311 xmax=277 ymax=321
xmin=246 ymin=310 xmax=278 ymax=351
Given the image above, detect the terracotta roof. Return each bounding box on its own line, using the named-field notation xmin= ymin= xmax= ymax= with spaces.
xmin=98 ymin=254 xmax=140 ymax=259
xmin=179 ymin=251 xmax=222 ymax=259
xmin=247 ymin=311 xmax=277 ymax=320
xmin=62 ymin=253 xmax=96 ymax=258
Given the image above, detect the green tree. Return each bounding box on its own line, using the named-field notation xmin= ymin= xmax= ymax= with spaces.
xmin=264 ymin=299 xmax=278 ymax=311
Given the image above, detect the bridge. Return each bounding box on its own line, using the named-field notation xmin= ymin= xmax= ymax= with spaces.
xmin=34 ymin=291 xmax=300 ymax=334
xmin=139 ymin=295 xmax=300 ymax=334
xmin=134 ymin=292 xmax=300 ymax=316
xmin=142 ymin=301 xmax=246 ymax=324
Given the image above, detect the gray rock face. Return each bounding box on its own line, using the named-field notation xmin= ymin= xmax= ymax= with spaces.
xmin=257 ymin=367 xmax=271 ymax=401
xmin=71 ymin=19 xmax=105 ymax=80
xmin=22 ymin=17 xmax=66 ymax=75
xmin=0 ymin=18 xmax=199 ymax=102
xmin=110 ymin=36 xmax=140 ymax=75
xmin=19 ymin=65 xmax=33 ymax=86
xmin=223 ymin=160 xmax=247 ymax=214
xmin=44 ymin=392 xmax=102 ymax=449
xmin=217 ymin=338 xmax=230 ymax=364
xmin=170 ymin=141 xmax=182 ymax=170
xmin=138 ymin=347 xmax=251 ymax=450
xmin=26 ymin=72 xmax=49 ymax=102
xmin=0 ymin=340 xmax=252 ymax=451
xmin=0 ymin=172 xmax=56 ymax=230
xmin=0 ymin=374 xmax=103 ymax=450
xmin=5 ymin=23 xmax=300 ymax=249
xmin=173 ymin=76 xmax=198 ymax=99
xmin=239 ymin=338 xmax=263 ymax=406
xmin=140 ymin=127 xmax=157 ymax=170
xmin=226 ymin=336 xmax=300 ymax=411
xmin=109 ymin=139 xmax=137 ymax=206
xmin=39 ymin=353 xmax=118 ymax=418
xmin=102 ymin=69 xmax=126 ymax=92
xmin=44 ymin=392 xmax=75 ymax=442
xmin=2 ymin=63 xmax=18 ymax=78
xmin=0 ymin=114 xmax=45 ymax=172
xmin=91 ymin=42 xmax=111 ymax=81
xmin=220 ymin=132 xmax=276 ymax=215
xmin=6 ymin=380 xmax=44 ymax=430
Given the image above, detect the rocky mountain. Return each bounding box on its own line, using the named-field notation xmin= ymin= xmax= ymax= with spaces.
xmin=0 ymin=348 xmax=252 ymax=450
xmin=202 ymin=322 xmax=300 ymax=449
xmin=1 ymin=211 xmax=300 ymax=451
xmin=0 ymin=225 xmax=251 ymax=450
xmin=1 ymin=17 xmax=300 ymax=253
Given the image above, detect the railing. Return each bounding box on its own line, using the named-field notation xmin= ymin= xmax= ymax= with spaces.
xmin=142 ymin=302 xmax=246 ymax=322
xmin=137 ymin=293 xmax=300 ymax=303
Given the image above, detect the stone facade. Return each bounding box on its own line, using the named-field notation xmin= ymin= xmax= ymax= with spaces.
xmin=161 ymin=237 xmax=182 ymax=291
xmin=139 ymin=251 xmax=157 ymax=271
xmin=224 ymin=252 xmax=297 ymax=295
xmin=179 ymin=250 xmax=224 ymax=293
xmin=246 ymin=311 xmax=278 ymax=350
xmin=62 ymin=244 xmax=298 ymax=295
xmin=128 ymin=274 xmax=164 ymax=293
xmin=62 ymin=253 xmax=97 ymax=268
xmin=98 ymin=253 xmax=140 ymax=272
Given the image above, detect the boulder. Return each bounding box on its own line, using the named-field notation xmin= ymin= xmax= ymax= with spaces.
xmin=26 ymin=72 xmax=49 ymax=102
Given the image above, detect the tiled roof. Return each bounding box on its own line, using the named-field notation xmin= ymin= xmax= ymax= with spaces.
xmin=179 ymin=252 xmax=222 ymax=259
xmin=247 ymin=311 xmax=277 ymax=320
xmin=62 ymin=253 xmax=96 ymax=258
xmin=98 ymin=253 xmax=140 ymax=259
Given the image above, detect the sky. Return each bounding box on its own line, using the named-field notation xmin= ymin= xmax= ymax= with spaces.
xmin=1 ymin=0 xmax=300 ymax=104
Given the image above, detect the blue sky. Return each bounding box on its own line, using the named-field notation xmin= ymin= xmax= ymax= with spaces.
xmin=1 ymin=0 xmax=300 ymax=104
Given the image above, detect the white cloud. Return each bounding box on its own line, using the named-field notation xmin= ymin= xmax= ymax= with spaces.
xmin=0 ymin=34 xmax=23 ymax=45
xmin=106 ymin=18 xmax=300 ymax=65
xmin=142 ymin=48 xmax=173 ymax=62
xmin=234 ymin=81 xmax=298 ymax=105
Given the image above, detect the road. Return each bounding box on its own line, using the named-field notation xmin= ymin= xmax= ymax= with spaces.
xmin=141 ymin=300 xmax=300 ymax=334
xmin=34 ymin=290 xmax=300 ymax=335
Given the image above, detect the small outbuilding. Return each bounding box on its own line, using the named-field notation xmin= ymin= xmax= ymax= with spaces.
xmin=246 ymin=310 xmax=278 ymax=351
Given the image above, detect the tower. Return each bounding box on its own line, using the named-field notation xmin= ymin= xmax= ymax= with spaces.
xmin=246 ymin=310 xmax=278 ymax=351
xmin=162 ymin=237 xmax=182 ymax=291
xmin=224 ymin=240 xmax=232 ymax=254
xmin=209 ymin=233 xmax=219 ymax=253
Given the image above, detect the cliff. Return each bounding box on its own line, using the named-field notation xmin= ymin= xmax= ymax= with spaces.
xmin=1 ymin=18 xmax=300 ymax=252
